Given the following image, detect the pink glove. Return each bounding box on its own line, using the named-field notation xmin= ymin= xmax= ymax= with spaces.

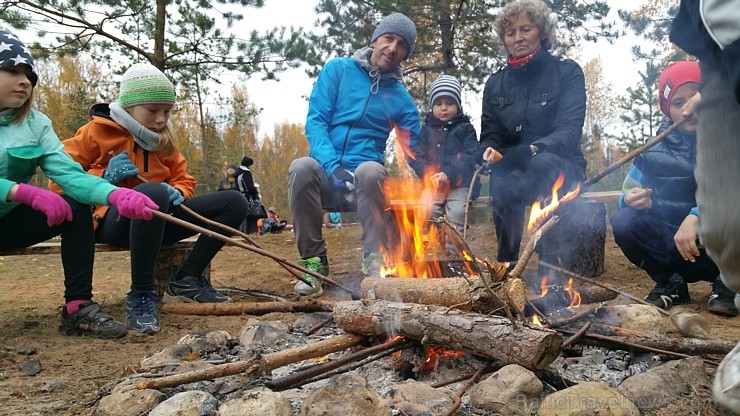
xmin=108 ymin=188 xmax=158 ymax=220
xmin=13 ymin=183 xmax=73 ymax=227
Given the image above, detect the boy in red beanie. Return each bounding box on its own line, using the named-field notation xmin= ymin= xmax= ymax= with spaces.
xmin=610 ymin=61 xmax=737 ymax=315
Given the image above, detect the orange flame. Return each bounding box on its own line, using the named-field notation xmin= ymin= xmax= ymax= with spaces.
xmin=564 ymin=277 xmax=582 ymax=308
xmin=532 ymin=314 xmax=543 ymax=326
xmin=382 ymin=170 xmax=448 ymax=278
xmin=527 ymin=172 xmax=581 ymax=232
xmin=539 ymin=275 xmax=549 ymax=297
xmin=422 ymin=347 xmax=466 ymax=374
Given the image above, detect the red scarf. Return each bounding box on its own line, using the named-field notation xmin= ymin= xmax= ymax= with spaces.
xmin=507 ymin=45 xmax=541 ymax=68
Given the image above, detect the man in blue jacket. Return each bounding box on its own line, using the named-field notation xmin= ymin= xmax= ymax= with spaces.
xmin=287 ymin=13 xmax=420 ymax=297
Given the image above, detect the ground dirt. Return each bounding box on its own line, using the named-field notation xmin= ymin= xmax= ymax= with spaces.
xmin=0 ymin=220 xmax=738 ymax=415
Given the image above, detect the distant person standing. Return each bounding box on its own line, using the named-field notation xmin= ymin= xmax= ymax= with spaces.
xmin=236 ymin=156 xmax=263 ymax=234
xmin=217 ymin=163 xmax=239 ymax=191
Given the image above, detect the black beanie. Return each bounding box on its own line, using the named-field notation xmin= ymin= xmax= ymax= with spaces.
xmin=241 ymin=156 xmax=254 ymax=167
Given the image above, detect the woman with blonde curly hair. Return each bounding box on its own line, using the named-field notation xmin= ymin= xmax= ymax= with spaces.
xmin=480 ymin=0 xmax=587 ymax=268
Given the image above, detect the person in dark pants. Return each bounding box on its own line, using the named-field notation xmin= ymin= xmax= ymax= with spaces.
xmin=610 ymin=61 xmax=736 ymax=316
xmin=479 ymin=0 xmax=586 ymax=265
xmin=0 ymin=30 xmax=157 ymax=340
xmin=235 ymin=155 xmax=263 ymax=234
xmin=55 ymin=63 xmax=248 ymax=335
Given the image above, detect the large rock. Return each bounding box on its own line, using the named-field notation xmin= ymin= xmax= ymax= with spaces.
xmin=601 ymin=304 xmax=669 ymax=335
xmin=239 ymin=319 xmax=297 ymax=348
xmin=140 ymin=344 xmax=193 ymax=368
xmin=94 ymin=389 xmax=165 ymax=416
xmin=468 ymin=364 xmax=543 ymax=415
xmin=618 ymin=356 xmax=711 ymax=414
xmin=148 ymin=391 xmax=218 ymax=416
xmin=387 ymin=379 xmax=455 ymax=416
xmin=219 ymin=388 xmax=291 ymax=416
xmin=177 ymin=329 xmax=232 ymax=353
xmin=300 ymin=373 xmax=391 ymax=416
xmin=538 ymin=382 xmax=639 ymax=416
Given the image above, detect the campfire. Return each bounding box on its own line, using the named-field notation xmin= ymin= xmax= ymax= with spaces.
xmin=95 ymin=169 xmax=734 ymax=415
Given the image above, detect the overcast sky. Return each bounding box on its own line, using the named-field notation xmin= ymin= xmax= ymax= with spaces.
xmin=235 ymin=0 xmax=646 ymax=138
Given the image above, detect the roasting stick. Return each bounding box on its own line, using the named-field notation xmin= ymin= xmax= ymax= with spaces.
xmin=106 ymin=151 xmax=313 ymax=286
xmin=146 ymin=209 xmax=358 ymax=298
xmin=463 ymin=148 xmax=502 ymax=238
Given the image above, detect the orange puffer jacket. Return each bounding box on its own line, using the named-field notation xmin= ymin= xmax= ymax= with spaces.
xmin=50 ymin=104 xmax=196 ymax=226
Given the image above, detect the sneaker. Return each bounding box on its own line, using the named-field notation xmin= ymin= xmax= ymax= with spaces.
xmin=294 ymin=256 xmax=327 ymax=298
xmin=59 ymin=301 xmax=128 ymax=339
xmin=708 ymin=278 xmax=739 ymax=317
xmin=126 ymin=290 xmax=160 ymax=334
xmin=644 ymin=278 xmax=690 ymax=310
xmin=361 ymin=252 xmax=385 ymax=277
xmin=162 ymin=275 xmax=233 ymax=303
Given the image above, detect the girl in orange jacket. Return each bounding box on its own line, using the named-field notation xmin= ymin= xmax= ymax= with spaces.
xmin=54 ymin=63 xmax=248 ymax=334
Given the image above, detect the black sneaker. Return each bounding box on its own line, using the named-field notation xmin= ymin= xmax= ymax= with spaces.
xmin=126 ymin=290 xmax=160 ymax=334
xmin=59 ymin=301 xmax=128 ymax=339
xmin=708 ymin=278 xmax=739 ymax=317
xmin=162 ymin=275 xmax=233 ymax=303
xmin=644 ymin=279 xmax=690 ymax=310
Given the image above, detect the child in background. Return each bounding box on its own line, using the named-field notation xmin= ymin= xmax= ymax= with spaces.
xmin=0 ymin=30 xmax=157 ymax=339
xmin=408 ymin=75 xmax=479 ymax=250
xmin=53 ymin=63 xmax=249 ymax=334
xmin=610 ymin=61 xmax=737 ymax=315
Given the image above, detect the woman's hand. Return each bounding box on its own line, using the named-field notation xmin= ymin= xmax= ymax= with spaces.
xmin=623 ymin=187 xmax=653 ymax=210
xmin=675 ymin=214 xmax=701 ymax=263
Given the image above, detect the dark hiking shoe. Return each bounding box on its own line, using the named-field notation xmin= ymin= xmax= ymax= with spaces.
xmin=644 ymin=279 xmax=690 ymax=310
xmin=294 ymin=257 xmax=327 ymax=298
xmin=126 ymin=290 xmax=160 ymax=334
xmin=708 ymin=278 xmax=739 ymax=317
xmin=59 ymin=301 xmax=128 ymax=339
xmin=162 ymin=275 xmax=232 ymax=303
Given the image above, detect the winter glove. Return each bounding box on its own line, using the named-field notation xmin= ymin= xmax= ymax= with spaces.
xmin=103 ymin=151 xmax=139 ymax=184
xmin=162 ymin=183 xmax=184 ymax=206
xmin=502 ymin=144 xmax=535 ymax=165
xmin=330 ymin=168 xmax=355 ymax=193
xmin=13 ymin=183 xmax=73 ymax=227
xmin=108 ymin=188 xmax=158 ymax=220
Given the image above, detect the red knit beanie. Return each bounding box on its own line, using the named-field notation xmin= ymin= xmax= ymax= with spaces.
xmin=658 ymin=61 xmax=701 ymax=117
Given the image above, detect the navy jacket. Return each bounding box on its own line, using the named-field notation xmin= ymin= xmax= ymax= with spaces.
xmin=409 ymin=112 xmax=479 ymax=189
xmin=480 ymin=48 xmax=586 ymax=172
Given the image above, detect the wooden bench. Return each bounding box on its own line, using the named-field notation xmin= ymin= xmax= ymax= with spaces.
xmin=0 ymin=238 xmax=205 ymax=297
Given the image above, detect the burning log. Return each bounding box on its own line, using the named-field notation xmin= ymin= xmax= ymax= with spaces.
xmin=333 ymin=300 xmax=562 ymax=370
xmin=528 ymin=285 xmax=616 ymax=315
xmin=359 ymin=275 xmax=527 ymax=316
xmin=160 ymin=300 xmax=335 ymax=316
xmin=132 ymin=333 xmax=366 ymax=391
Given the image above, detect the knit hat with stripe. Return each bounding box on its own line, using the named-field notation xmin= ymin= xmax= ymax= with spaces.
xmin=118 ymin=63 xmax=176 ymax=109
xmin=428 ymin=74 xmax=462 ymax=110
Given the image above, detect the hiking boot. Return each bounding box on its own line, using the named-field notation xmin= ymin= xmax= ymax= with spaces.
xmin=162 ymin=275 xmax=233 ymax=303
xmin=708 ymin=278 xmax=739 ymax=317
xmin=294 ymin=256 xmax=327 ymax=298
xmin=644 ymin=278 xmax=690 ymax=310
xmin=361 ymin=252 xmax=385 ymax=277
xmin=59 ymin=301 xmax=128 ymax=339
xmin=126 ymin=290 xmax=160 ymax=334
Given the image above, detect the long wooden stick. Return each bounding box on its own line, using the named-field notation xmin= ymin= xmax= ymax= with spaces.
xmin=147 ymin=209 xmax=358 ymax=298
xmin=133 ymin=333 xmax=366 ymax=390
xmin=582 ymin=119 xmax=684 ymax=190
xmin=160 ymin=299 xmax=335 ymax=316
xmin=509 ymin=216 xmax=559 ymax=279
xmin=176 ymin=204 xmax=305 ymax=280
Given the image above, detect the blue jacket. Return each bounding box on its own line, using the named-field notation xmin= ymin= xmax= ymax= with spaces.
xmin=305 ymin=53 xmax=420 ymax=176
xmin=619 ymin=118 xmax=699 ymax=224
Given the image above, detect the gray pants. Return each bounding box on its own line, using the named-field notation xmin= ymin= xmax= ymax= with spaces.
xmin=695 ymin=62 xmax=740 ymax=295
xmin=422 ymin=186 xmax=469 ymax=230
xmin=288 ymin=157 xmax=389 ymax=259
